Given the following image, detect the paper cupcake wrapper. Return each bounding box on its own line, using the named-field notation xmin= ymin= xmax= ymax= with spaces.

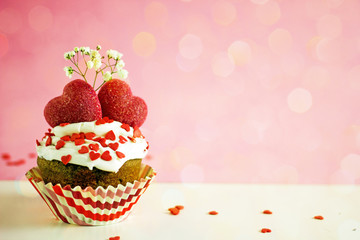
xmin=25 ymin=164 xmax=156 ymax=226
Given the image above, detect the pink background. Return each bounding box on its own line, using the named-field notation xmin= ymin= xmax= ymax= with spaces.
xmin=1 ymin=0 xmax=360 ymax=184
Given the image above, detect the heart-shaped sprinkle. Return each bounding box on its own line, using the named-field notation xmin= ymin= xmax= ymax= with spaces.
xmin=60 ymin=135 xmax=71 ymax=141
xmin=44 ymin=79 xmax=102 ymax=127
xmin=78 ymin=146 xmax=89 ymax=154
xmin=75 ymin=139 xmax=85 ymax=146
xmin=59 ymin=123 xmax=70 ymax=127
xmin=116 ymin=151 xmax=125 ymax=159
xmin=45 ymin=137 xmax=52 ymax=146
xmin=97 ymin=138 xmax=107 ymax=147
xmin=36 ymin=139 xmax=41 ymax=146
xmin=101 ymin=150 xmax=112 ymax=161
xmin=61 ymin=155 xmax=72 ymax=165
xmin=89 ymin=151 xmax=100 ymax=161
xmin=121 ymin=123 xmax=130 ymax=132
xmin=128 ymin=136 xmax=136 ymax=143
xmin=133 ymin=127 xmax=142 ymax=138
xmin=95 ymin=118 xmax=106 ymax=125
xmin=89 ymin=144 xmax=99 ymax=151
xmin=55 ymin=140 xmax=65 ymax=150
xmin=85 ymin=132 xmax=96 ymax=140
xmin=105 ymin=130 xmax=116 ymax=141
xmin=119 ymin=135 xmax=128 ymax=144
xmin=71 ymin=133 xmax=81 ymax=141
xmin=108 ymin=142 xmax=119 ymax=151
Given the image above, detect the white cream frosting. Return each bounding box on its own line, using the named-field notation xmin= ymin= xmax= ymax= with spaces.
xmin=36 ymin=120 xmax=148 ymax=172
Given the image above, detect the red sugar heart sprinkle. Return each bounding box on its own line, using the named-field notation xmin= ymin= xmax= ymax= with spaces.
xmin=119 ymin=135 xmax=128 ymax=144
xmin=314 ymin=215 xmax=324 ymax=220
xmin=59 ymin=123 xmax=70 ymax=127
xmin=85 ymin=132 xmax=96 ymax=140
xmin=109 ymin=142 xmax=119 ymax=151
xmin=98 ymin=138 xmax=107 ymax=147
xmin=168 ymin=207 xmax=180 ymax=215
xmin=55 ymin=140 xmax=65 ymax=150
xmin=45 ymin=137 xmax=52 ymax=146
xmin=263 ymin=210 xmax=272 ymax=214
xmin=78 ymin=146 xmax=89 ymax=154
xmin=175 ymin=205 xmax=184 ymax=210
xmin=109 ymin=236 xmax=120 ymax=240
xmin=89 ymin=144 xmax=99 ymax=151
xmin=209 ymin=211 xmax=218 ymax=215
xmin=1 ymin=153 xmax=10 ymax=160
xmin=71 ymin=133 xmax=81 ymax=141
xmin=95 ymin=118 xmax=106 ymax=125
xmin=89 ymin=151 xmax=100 ymax=161
xmin=133 ymin=127 xmax=142 ymax=138
xmin=101 ymin=151 xmax=112 ymax=161
xmin=45 ymin=132 xmax=55 ymax=137
xmin=146 ymin=141 xmax=149 ymax=150
xmin=261 ymin=228 xmax=271 ymax=233
xmin=116 ymin=151 xmax=125 ymax=159
xmin=6 ymin=159 xmax=25 ymax=166
xmin=60 ymin=135 xmax=71 ymax=141
xmin=61 ymin=155 xmax=71 ymax=165
xmin=128 ymin=136 xmax=136 ymax=143
xmin=105 ymin=130 xmax=116 ymax=141
xmin=75 ymin=139 xmax=85 ymax=146
xmin=121 ymin=123 xmax=130 ymax=132
xmin=36 ymin=139 xmax=41 ymax=146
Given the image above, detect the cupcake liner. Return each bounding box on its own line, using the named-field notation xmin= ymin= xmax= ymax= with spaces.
xmin=25 ymin=164 xmax=156 ymax=226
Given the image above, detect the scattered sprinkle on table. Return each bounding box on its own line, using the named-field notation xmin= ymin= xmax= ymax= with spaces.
xmin=263 ymin=210 xmax=272 ymax=214
xmin=168 ymin=207 xmax=180 ymax=215
xmin=208 ymin=211 xmax=218 ymax=215
xmin=261 ymin=228 xmax=272 ymax=233
xmin=108 ymin=236 xmax=120 ymax=240
xmin=314 ymin=215 xmax=324 ymax=220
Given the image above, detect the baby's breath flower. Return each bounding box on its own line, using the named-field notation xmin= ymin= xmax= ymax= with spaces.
xmin=70 ymin=51 xmax=75 ymax=57
xmin=93 ymin=58 xmax=102 ymax=70
xmin=80 ymin=47 xmax=90 ymax=55
xmin=116 ymin=59 xmax=125 ymax=70
xmin=64 ymin=51 xmax=72 ymax=60
xmin=114 ymin=52 xmax=123 ymax=60
xmin=90 ymin=50 xmax=101 ymax=60
xmin=117 ymin=69 xmax=128 ymax=80
xmin=74 ymin=47 xmax=79 ymax=53
xmin=87 ymin=60 xmax=94 ymax=69
xmin=96 ymin=45 xmax=101 ymax=50
xmin=64 ymin=66 xmax=74 ymax=79
xmin=106 ymin=49 xmax=117 ymax=59
xmin=103 ymin=71 xmax=112 ymax=81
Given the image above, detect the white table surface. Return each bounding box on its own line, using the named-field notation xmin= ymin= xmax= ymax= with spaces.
xmin=1 ymin=181 xmax=360 ymax=240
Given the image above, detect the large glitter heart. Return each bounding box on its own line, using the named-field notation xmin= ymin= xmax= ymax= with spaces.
xmin=44 ymin=79 xmax=102 ymax=127
xmin=98 ymin=79 xmax=147 ymax=127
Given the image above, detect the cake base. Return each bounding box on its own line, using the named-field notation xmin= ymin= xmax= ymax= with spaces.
xmin=37 ymin=157 xmax=141 ymax=189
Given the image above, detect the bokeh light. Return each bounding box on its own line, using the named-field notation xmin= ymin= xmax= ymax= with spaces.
xmin=255 ymin=1 xmax=281 ymax=25
xmin=178 ymin=34 xmax=203 ymax=59
xmin=176 ymin=53 xmax=200 ymax=72
xmin=28 ymin=5 xmax=53 ymax=32
xmin=287 ymin=88 xmax=313 ymax=113
xmin=251 ymin=0 xmax=269 ymax=4
xmin=211 ymin=1 xmax=237 ymax=26
xmin=145 ymin=1 xmax=168 ymax=28
xmin=132 ymin=32 xmax=157 ymax=57
xmin=268 ymin=28 xmax=293 ymax=55
xmin=341 ymin=154 xmax=360 ymax=179
xmin=180 ymin=163 xmax=205 ymax=183
xmin=227 ymin=41 xmax=252 ymax=66
xmin=211 ymin=51 xmax=235 ymax=77
xmin=317 ymin=14 xmax=342 ymax=38
xmin=302 ymin=66 xmax=330 ymax=89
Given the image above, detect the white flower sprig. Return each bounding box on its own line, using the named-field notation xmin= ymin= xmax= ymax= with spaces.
xmin=63 ymin=45 xmax=128 ymax=91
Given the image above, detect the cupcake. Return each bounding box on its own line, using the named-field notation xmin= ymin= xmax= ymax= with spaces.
xmin=26 ymin=46 xmax=155 ymax=225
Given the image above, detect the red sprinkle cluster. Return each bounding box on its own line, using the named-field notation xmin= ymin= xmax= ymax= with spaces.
xmin=39 ymin=120 xmax=148 ymax=165
xmin=168 ymin=205 xmax=185 ymax=215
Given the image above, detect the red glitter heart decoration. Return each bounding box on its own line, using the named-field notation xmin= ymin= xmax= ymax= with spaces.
xmin=98 ymin=79 xmax=147 ymax=127
xmin=44 ymin=79 xmax=102 ymax=127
